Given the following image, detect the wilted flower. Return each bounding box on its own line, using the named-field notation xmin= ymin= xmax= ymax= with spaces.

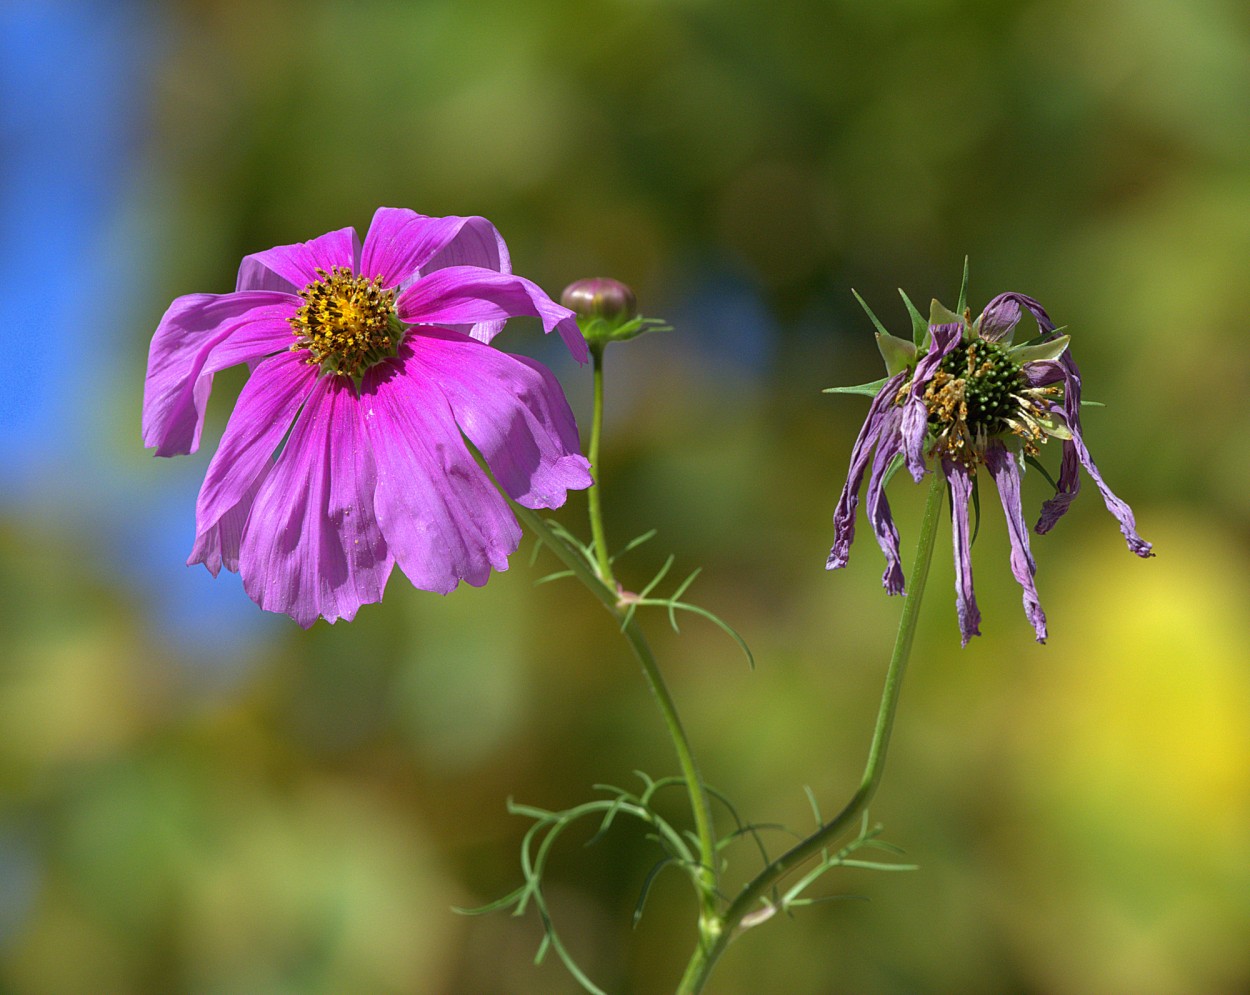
xmin=827 ymin=289 xmax=1151 ymax=645
xmin=143 ymin=207 xmax=593 ymax=627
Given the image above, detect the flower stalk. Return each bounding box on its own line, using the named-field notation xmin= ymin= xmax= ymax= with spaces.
xmin=676 ymin=469 xmax=946 ymax=994
xmin=553 ymin=281 xmax=719 ymax=926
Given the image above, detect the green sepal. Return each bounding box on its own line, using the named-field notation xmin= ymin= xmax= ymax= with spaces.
xmin=1035 ymin=409 xmax=1073 ymax=440
xmin=852 ymin=288 xmax=917 ymax=374
xmin=1014 ymin=324 xmax=1068 ymax=350
xmin=875 ymin=331 xmax=917 ymax=376
xmin=852 ymin=288 xmax=891 ymax=337
xmin=955 ymin=255 xmax=970 ymax=316
xmin=898 ymin=288 xmax=928 ymax=347
xmin=1009 ymin=334 xmax=1070 ymax=365
xmin=1080 ymin=399 xmax=1105 ymax=408
xmin=823 ymin=376 xmax=890 ymax=397
xmin=929 ymin=298 xmax=964 ymax=329
xmin=578 ymin=313 xmax=671 ymax=348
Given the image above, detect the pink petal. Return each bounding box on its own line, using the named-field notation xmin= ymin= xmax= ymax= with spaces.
xmin=238 ymin=376 xmax=394 ymax=627
xmin=360 ymin=351 xmax=522 ymax=594
xmin=191 ymin=351 xmax=319 ymax=572
xmin=420 ymin=216 xmax=510 ymax=275
xmin=359 ymin=207 xmax=511 ymax=290
xmin=142 ymin=290 xmax=298 ymax=456
xmin=397 ymin=265 xmax=589 ymax=364
xmin=189 ymin=473 xmax=265 ymax=578
xmin=405 ymin=327 xmax=592 ymax=508
xmin=235 ymin=226 xmax=361 ymax=293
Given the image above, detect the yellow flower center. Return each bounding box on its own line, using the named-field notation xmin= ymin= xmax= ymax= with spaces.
xmin=288 ymin=266 xmax=401 ymax=378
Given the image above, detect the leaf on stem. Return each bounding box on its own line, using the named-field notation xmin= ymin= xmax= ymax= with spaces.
xmin=460 ymin=773 xmax=724 ymax=994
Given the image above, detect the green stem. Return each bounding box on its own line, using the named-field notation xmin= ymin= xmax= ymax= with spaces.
xmin=677 ymin=470 xmax=947 ymax=994
xmin=573 ymin=341 xmax=715 ymax=916
xmin=511 ymin=504 xmax=721 ymax=939
xmin=586 ymin=344 xmax=615 ymax=587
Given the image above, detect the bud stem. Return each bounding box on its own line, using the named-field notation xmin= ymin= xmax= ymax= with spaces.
xmin=587 ymin=343 xmax=616 ymax=587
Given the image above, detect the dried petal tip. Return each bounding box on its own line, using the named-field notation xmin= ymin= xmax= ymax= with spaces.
xmin=561 ymin=278 xmax=638 ymax=323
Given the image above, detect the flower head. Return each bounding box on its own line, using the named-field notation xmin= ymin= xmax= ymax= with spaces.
xmin=827 ymin=287 xmax=1152 ymax=645
xmin=143 ymin=207 xmax=593 ymax=627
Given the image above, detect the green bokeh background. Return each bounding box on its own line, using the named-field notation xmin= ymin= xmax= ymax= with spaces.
xmin=5 ymin=0 xmax=1250 ymax=992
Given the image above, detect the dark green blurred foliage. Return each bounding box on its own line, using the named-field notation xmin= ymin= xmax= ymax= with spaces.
xmin=4 ymin=0 xmax=1250 ymax=991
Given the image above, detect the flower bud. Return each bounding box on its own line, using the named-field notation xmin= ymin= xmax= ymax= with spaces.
xmin=560 ymin=278 xmax=638 ymax=324
xmin=560 ymin=278 xmax=669 ymax=349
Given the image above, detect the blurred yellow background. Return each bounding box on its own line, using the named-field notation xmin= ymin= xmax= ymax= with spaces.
xmin=2 ymin=0 xmax=1248 ymax=992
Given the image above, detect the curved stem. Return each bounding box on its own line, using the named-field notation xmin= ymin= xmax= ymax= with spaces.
xmin=510 ymin=504 xmax=720 ymax=926
xmin=677 ymin=470 xmax=947 ymax=994
xmin=586 ymin=344 xmax=615 ymax=587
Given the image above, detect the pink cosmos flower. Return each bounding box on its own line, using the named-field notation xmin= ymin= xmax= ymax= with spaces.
xmin=142 ymin=207 xmax=593 ymax=627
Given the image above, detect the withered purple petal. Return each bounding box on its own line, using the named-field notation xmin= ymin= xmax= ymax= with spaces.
xmin=827 ymin=371 xmax=908 ymax=571
xmin=1022 ymin=359 xmax=1065 ymax=388
xmin=943 ymin=459 xmax=982 ymax=646
xmin=901 ymin=322 xmax=961 ymax=482
xmin=985 ymin=441 xmax=1048 ymax=643
xmin=978 ymin=292 xmax=1055 ymax=343
xmin=865 ymin=408 xmax=906 ymax=595
xmin=1035 ymin=353 xmax=1153 ymax=557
